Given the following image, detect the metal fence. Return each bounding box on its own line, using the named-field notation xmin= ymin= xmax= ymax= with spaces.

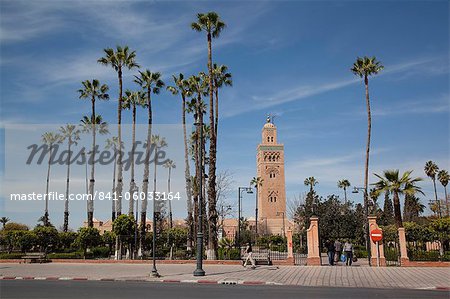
xmin=384 ymin=241 xmax=400 ymax=266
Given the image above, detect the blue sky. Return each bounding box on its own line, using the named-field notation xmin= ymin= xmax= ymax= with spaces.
xmin=0 ymin=1 xmax=449 ymax=228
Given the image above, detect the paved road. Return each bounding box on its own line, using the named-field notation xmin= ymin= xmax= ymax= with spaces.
xmin=1 ymin=280 xmax=448 ymax=299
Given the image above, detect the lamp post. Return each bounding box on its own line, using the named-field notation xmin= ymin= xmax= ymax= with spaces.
xmin=193 ymin=111 xmax=205 ymax=277
xmin=133 ymin=186 xmax=139 ymax=259
xmin=237 ymin=187 xmax=253 ymax=248
xmin=276 ymin=211 xmax=286 ymax=238
xmin=352 ymin=186 xmax=371 ymax=265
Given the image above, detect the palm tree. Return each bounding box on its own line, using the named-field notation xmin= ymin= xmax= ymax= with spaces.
xmin=59 ymin=124 xmax=80 ymax=232
xmin=304 ymin=176 xmax=318 ymax=192
xmin=150 ymin=134 xmax=167 ymax=275
xmin=122 ymin=90 xmax=146 ymax=216
xmin=437 ymin=169 xmax=449 ymax=217
xmin=167 ymin=73 xmax=194 ymax=250
xmin=337 ymin=179 xmax=351 ymax=203
xmin=351 ymin=56 xmax=384 ymax=221
xmin=80 ymin=114 xmax=109 ymax=227
xmin=212 ymin=63 xmax=232 ymax=136
xmin=192 ymin=12 xmax=226 ymax=258
xmin=105 ymin=137 xmax=121 ymax=221
xmin=163 ymin=160 xmax=176 ymax=229
xmin=41 ymin=131 xmax=61 ymax=226
xmin=424 ymin=161 xmax=441 ymax=218
xmin=0 ymin=217 xmax=10 ymax=229
xmin=373 ymin=169 xmax=424 ymax=228
xmin=250 ymin=176 xmax=263 ymax=236
xmin=134 ymin=69 xmax=164 ymax=251
xmin=78 ymin=79 xmax=109 ymax=227
xmin=98 ymin=46 xmax=139 ymax=217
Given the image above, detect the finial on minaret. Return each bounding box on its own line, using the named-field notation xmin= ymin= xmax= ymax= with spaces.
xmin=266 ymin=114 xmax=271 ymax=123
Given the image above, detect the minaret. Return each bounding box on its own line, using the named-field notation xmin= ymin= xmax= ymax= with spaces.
xmin=256 ymin=116 xmax=287 ymax=235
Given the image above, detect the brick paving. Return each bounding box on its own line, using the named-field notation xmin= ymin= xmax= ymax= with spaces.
xmin=0 ymin=262 xmax=449 ymax=289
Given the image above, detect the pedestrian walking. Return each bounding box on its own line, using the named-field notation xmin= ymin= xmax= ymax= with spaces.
xmin=243 ymin=242 xmax=256 ymax=269
xmin=343 ymin=240 xmax=354 ymax=266
xmin=325 ymin=239 xmax=335 ymax=266
xmin=334 ymin=239 xmax=342 ymax=263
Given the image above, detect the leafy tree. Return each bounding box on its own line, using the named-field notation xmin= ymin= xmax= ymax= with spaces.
xmin=373 ymin=169 xmax=424 ymax=228
xmin=429 ymin=218 xmax=450 ymax=257
xmin=3 ymin=222 xmax=29 ymax=231
xmin=58 ymin=231 xmax=77 ymax=250
xmin=102 ymin=231 xmax=116 ymax=255
xmin=112 ymin=214 xmax=136 ymax=259
xmin=424 ymin=161 xmax=441 ymax=217
xmin=33 ymin=226 xmax=59 ymax=253
xmin=380 ymin=191 xmax=395 ymax=226
xmin=74 ymin=227 xmax=101 ymax=258
xmin=98 ymin=45 xmax=139 ymax=217
xmin=351 ymin=56 xmax=384 ymax=223
xmin=403 ymin=194 xmax=425 ymax=222
xmin=15 ymin=231 xmax=37 ymax=253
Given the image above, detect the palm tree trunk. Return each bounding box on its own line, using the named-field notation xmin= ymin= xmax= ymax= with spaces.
xmin=116 ymin=67 xmax=124 ymax=217
xmin=207 ymin=31 xmax=218 ymax=259
xmin=444 ymin=185 xmax=449 ymax=217
xmin=168 ymin=167 xmax=173 ymax=229
xmin=112 ymin=147 xmax=116 ymax=221
xmin=182 ymin=94 xmax=194 ymax=251
xmin=129 ymin=103 xmax=137 ymax=216
xmin=88 ymin=97 xmax=96 ymax=228
xmin=363 ymin=75 xmax=372 ymax=259
xmin=140 ymin=90 xmax=152 ymax=256
xmin=44 ymin=145 xmax=52 ymax=226
xmin=393 ymin=191 xmax=403 ymax=228
xmin=63 ymin=139 xmax=71 ymax=232
xmin=214 ymin=82 xmax=219 ymax=137
xmin=344 ymin=187 xmax=347 ymax=203
xmin=432 ymin=179 xmax=441 ymax=218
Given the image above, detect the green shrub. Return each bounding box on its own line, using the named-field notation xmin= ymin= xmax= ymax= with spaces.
xmin=408 ymin=250 xmax=440 ymax=261
xmin=218 ymin=248 xmax=240 ymax=260
xmin=47 ymin=252 xmax=83 ymax=259
xmin=0 ymin=253 xmax=24 ymax=259
xmin=91 ymin=246 xmax=110 ymax=258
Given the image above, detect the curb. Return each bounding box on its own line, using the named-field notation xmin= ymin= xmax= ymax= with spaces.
xmin=0 ymin=276 xmax=279 ymax=286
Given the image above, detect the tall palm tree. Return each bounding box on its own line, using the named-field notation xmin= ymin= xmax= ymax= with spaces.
xmin=191 ymin=12 xmax=226 ymax=258
xmin=437 ymin=169 xmax=449 ymax=217
xmin=80 ymin=114 xmax=109 ymax=227
xmin=163 ymin=160 xmax=176 ymax=229
xmin=150 ymin=134 xmax=167 ymax=275
xmin=122 ymin=90 xmax=146 ymax=216
xmin=59 ymin=124 xmax=80 ymax=232
xmin=98 ymin=46 xmax=139 ymax=217
xmin=424 ymin=161 xmax=441 ymax=218
xmin=0 ymin=217 xmax=10 ymax=229
xmin=351 ymin=56 xmax=384 ymax=220
xmin=212 ymin=63 xmax=232 ymax=136
xmin=373 ymin=169 xmax=424 ymax=228
xmin=41 ymin=131 xmax=61 ymax=226
xmin=304 ymin=176 xmax=318 ymax=192
xmin=167 ymin=73 xmax=194 ymax=250
xmin=105 ymin=137 xmax=121 ymax=221
xmin=337 ymin=179 xmax=351 ymax=203
xmin=134 ymin=69 xmax=164 ymax=251
xmin=250 ymin=176 xmax=263 ymax=236
xmin=78 ymin=79 xmax=109 ymax=227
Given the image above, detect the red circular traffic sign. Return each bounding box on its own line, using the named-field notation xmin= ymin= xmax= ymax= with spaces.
xmin=370 ymin=229 xmax=383 ymax=242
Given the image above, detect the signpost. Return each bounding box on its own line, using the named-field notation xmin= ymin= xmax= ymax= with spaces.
xmin=370 ymin=229 xmax=383 ymax=267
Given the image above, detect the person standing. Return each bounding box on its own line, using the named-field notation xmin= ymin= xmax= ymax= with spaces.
xmin=343 ymin=240 xmax=354 ymax=266
xmin=325 ymin=239 xmax=335 ymax=266
xmin=334 ymin=239 xmax=342 ymax=263
xmin=243 ymin=242 xmax=256 ymax=269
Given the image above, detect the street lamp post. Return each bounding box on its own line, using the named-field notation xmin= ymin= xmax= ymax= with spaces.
xmin=133 ymin=186 xmax=139 ymax=259
xmin=352 ymin=187 xmax=372 ymax=265
xmin=237 ymin=187 xmax=253 ymax=248
xmin=193 ymin=112 xmax=205 ymax=277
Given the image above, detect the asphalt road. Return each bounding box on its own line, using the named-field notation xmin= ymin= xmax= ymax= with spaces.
xmin=1 ymin=280 xmax=448 ymax=299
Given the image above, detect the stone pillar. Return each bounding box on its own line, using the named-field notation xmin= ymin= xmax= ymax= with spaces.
xmin=368 ymin=216 xmax=386 ymax=267
xmin=287 ymin=229 xmax=293 ymax=258
xmin=398 ymin=227 xmax=409 ymax=265
xmin=306 ymin=217 xmax=321 ymax=266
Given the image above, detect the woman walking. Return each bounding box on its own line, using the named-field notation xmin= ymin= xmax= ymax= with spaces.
xmin=243 ymin=242 xmax=256 ymax=269
xmin=343 ymin=240 xmax=354 ymax=266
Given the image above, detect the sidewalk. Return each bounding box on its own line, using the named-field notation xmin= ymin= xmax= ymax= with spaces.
xmin=1 ymin=262 xmax=449 ymax=290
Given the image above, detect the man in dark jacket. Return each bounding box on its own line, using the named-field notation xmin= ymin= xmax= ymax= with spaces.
xmin=325 ymin=240 xmax=335 ymax=265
